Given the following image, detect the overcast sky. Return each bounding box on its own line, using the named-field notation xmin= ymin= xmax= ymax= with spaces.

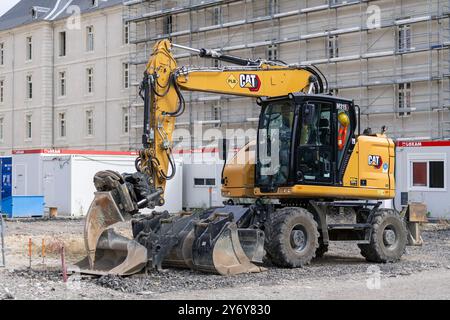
xmin=0 ymin=0 xmax=20 ymax=17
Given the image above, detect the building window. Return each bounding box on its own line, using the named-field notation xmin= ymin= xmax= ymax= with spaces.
xmin=327 ymin=35 xmax=339 ymax=58
xmin=0 ymin=80 xmax=4 ymax=103
xmin=26 ymin=75 xmax=33 ymax=100
xmin=31 ymin=8 xmax=38 ymax=20
xmin=25 ymin=114 xmax=32 ymax=139
xmin=0 ymin=117 xmax=3 ymax=141
xmin=0 ymin=43 xmax=4 ymax=65
xmin=410 ymin=156 xmax=446 ymax=190
xmin=266 ymin=44 xmax=278 ymax=61
xmin=26 ymin=36 xmax=32 ymax=61
xmin=122 ymin=107 xmax=129 ymax=134
xmin=212 ymin=7 xmax=221 ymax=25
xmin=412 ymin=162 xmax=427 ymax=187
xmin=398 ymin=25 xmax=411 ymax=52
xmin=429 ymin=161 xmax=445 ymax=188
xmin=86 ymin=26 xmax=94 ymax=52
xmin=86 ymin=68 xmax=94 ymax=93
xmin=194 ymin=178 xmax=205 ymax=186
xmin=59 ymin=112 xmax=66 ymax=138
xmin=59 ymin=72 xmax=66 ymax=96
xmin=123 ymin=22 xmax=129 ymax=44
xmin=398 ymin=83 xmax=411 ymax=117
xmin=59 ymin=31 xmax=66 ymax=56
xmin=194 ymin=178 xmax=216 ymax=187
xmin=212 ymin=105 xmax=221 ymax=127
xmin=163 ymin=16 xmax=173 ymax=34
xmin=267 ymin=0 xmax=279 ymax=16
xmin=86 ymin=110 xmax=94 ymax=136
xmin=123 ymin=63 xmax=129 ymax=89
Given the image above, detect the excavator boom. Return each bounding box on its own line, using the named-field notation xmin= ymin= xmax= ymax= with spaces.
xmin=139 ymin=40 xmax=326 ymax=206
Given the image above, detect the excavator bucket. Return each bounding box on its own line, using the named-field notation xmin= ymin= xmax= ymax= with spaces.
xmin=77 ymin=188 xmax=266 ymax=276
xmin=191 ymin=212 xmax=266 ymax=275
xmin=76 ymin=191 xmax=148 ymax=276
xmin=131 ymin=210 xmax=266 ymax=275
xmin=76 ymin=229 xmax=148 ymax=276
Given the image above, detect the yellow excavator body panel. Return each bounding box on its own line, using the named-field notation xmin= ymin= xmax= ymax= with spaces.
xmin=343 ymin=134 xmax=396 ymax=191
xmin=222 ymin=141 xmax=256 ymax=198
xmin=177 ymin=68 xmax=313 ymax=98
xmin=252 ymin=186 xmax=394 ymax=200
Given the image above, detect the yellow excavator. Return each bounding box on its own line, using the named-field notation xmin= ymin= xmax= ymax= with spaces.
xmin=77 ymin=40 xmax=410 ymax=276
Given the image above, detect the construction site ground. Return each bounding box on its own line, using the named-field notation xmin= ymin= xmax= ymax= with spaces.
xmin=0 ymin=218 xmax=449 ymax=300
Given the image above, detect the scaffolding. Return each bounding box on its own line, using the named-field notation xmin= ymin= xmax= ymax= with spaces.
xmin=124 ymin=0 xmax=450 ymax=149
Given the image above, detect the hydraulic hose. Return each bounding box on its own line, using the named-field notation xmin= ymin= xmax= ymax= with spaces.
xmin=161 ymin=151 xmax=177 ymax=180
xmin=163 ymin=74 xmax=186 ymax=117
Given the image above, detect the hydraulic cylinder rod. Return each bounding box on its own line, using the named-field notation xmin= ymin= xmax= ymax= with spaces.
xmin=172 ymin=43 xmax=260 ymax=66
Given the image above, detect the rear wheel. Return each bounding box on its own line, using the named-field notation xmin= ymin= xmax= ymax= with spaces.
xmin=358 ymin=209 xmax=407 ymax=263
xmin=265 ymin=207 xmax=319 ymax=267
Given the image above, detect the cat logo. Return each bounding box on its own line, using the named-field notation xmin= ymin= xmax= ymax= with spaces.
xmin=368 ymin=155 xmax=383 ymax=169
xmin=239 ymin=74 xmax=261 ymax=92
xmin=227 ymin=74 xmax=238 ymax=89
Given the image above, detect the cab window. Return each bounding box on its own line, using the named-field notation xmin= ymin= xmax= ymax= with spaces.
xmin=257 ymin=101 xmax=295 ymax=188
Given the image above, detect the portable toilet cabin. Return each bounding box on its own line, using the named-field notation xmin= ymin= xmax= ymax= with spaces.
xmin=1 ymin=156 xmax=44 ymax=218
xmin=0 ymin=157 xmax=12 ymax=202
xmin=0 ymin=157 xmax=12 ymax=214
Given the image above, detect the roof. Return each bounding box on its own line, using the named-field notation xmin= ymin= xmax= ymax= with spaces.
xmin=396 ymin=140 xmax=450 ymax=148
xmin=0 ymin=0 xmax=123 ymax=31
xmin=12 ymin=149 xmax=138 ymax=156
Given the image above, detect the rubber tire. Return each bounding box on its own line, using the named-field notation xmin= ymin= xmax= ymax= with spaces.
xmin=358 ymin=209 xmax=407 ymax=263
xmin=265 ymin=207 xmax=319 ymax=268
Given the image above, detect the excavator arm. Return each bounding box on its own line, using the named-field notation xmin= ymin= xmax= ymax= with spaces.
xmin=77 ymin=40 xmax=327 ymax=276
xmin=137 ymin=40 xmax=326 ymax=209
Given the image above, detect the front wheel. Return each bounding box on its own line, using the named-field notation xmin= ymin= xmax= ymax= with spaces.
xmin=265 ymin=207 xmax=319 ymax=267
xmin=359 ymin=209 xmax=407 ymax=263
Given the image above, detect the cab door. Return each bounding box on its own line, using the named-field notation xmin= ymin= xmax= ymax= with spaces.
xmin=294 ymin=101 xmax=335 ymax=185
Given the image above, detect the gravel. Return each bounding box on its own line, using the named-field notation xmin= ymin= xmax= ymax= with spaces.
xmin=13 ymin=268 xmax=64 ymax=282
xmin=1 ymin=221 xmax=449 ymax=299
xmin=91 ymin=252 xmax=445 ymax=294
xmin=7 ymin=226 xmax=447 ymax=295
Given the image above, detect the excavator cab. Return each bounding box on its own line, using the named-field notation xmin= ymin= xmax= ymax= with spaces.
xmin=256 ymin=93 xmax=357 ymax=193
